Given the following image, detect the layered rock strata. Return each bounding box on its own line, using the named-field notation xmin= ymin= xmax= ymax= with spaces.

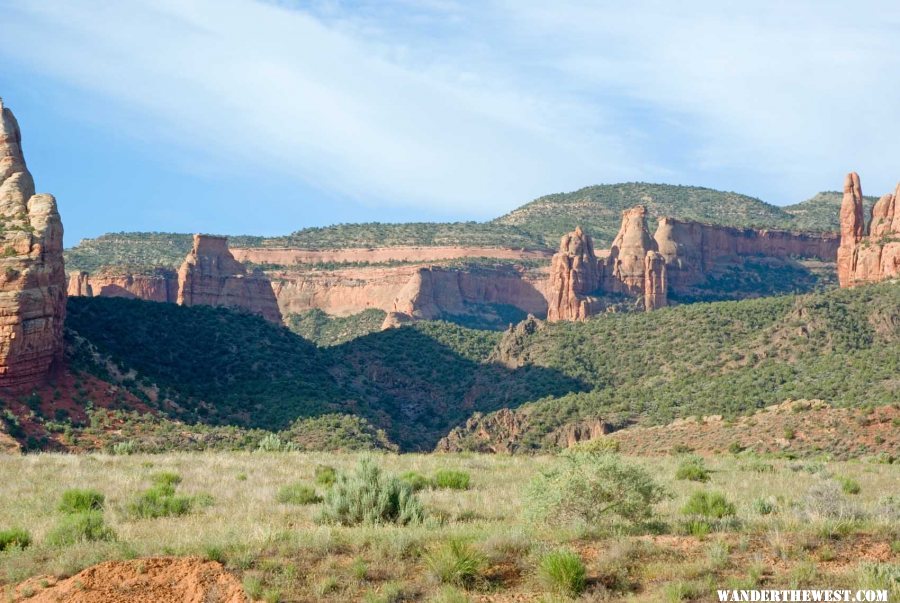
xmin=67 ymin=269 xmax=177 ymax=302
xmin=837 ymin=172 xmax=900 ymax=287
xmin=0 ymin=100 xmax=66 ymax=388
xmin=177 ymin=235 xmax=282 ymax=323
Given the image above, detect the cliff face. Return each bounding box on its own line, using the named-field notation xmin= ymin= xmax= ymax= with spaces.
xmin=606 ymin=205 xmax=658 ymax=294
xmin=838 ymin=172 xmax=900 ymax=287
xmin=67 ymin=270 xmax=177 ymax=302
xmin=655 ymin=217 xmax=839 ymax=291
xmin=0 ymin=101 xmax=66 ymax=388
xmin=177 ymin=235 xmax=282 ymax=323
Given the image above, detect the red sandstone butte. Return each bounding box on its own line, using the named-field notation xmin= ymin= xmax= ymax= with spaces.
xmin=837 ymin=172 xmax=900 ymax=287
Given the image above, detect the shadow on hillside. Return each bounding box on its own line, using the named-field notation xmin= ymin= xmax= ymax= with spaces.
xmin=65 ymin=297 xmax=586 ymax=451
xmin=328 ymin=327 xmax=587 ymax=450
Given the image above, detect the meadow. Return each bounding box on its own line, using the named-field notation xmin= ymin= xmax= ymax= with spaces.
xmin=0 ymin=451 xmax=897 ymax=602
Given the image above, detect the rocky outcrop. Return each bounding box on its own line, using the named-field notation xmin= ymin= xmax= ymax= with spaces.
xmin=67 ymin=269 xmax=177 ymax=302
xmin=491 ymin=314 xmax=545 ymax=368
xmin=655 ymin=217 xmax=840 ymax=291
xmin=231 ymin=245 xmax=551 ymax=266
xmin=546 ymin=226 xmax=601 ymax=321
xmin=435 ymin=408 xmax=530 ymax=453
xmin=0 ymin=100 xmax=66 ymax=388
xmin=547 ymin=207 xmax=666 ymax=320
xmin=643 ymin=251 xmax=667 ymax=310
xmin=177 ymin=235 xmax=282 ymax=323
xmin=838 ymin=172 xmax=900 ymax=287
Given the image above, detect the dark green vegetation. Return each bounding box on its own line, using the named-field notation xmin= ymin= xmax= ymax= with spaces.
xmin=63 ymin=283 xmax=898 ymax=453
xmin=286 ymin=308 xmax=387 ymax=346
xmin=443 ymin=283 xmax=900 ymax=451
xmin=65 ymin=183 xmax=851 ymax=273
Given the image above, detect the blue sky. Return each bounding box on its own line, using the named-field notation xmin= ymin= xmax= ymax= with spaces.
xmin=1 ymin=0 xmax=899 ymax=246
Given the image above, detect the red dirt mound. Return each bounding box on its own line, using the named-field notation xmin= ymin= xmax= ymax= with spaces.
xmin=13 ymin=557 xmax=248 ymax=603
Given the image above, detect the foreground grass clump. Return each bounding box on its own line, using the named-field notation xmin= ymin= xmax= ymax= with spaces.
xmin=58 ymin=488 xmax=105 ymax=514
xmin=126 ymin=473 xmax=211 ymax=519
xmin=0 ymin=528 xmax=30 ymax=551
xmin=399 ymin=471 xmax=432 ymax=492
xmin=424 ymin=539 xmax=485 ymax=587
xmin=526 ymin=451 xmax=668 ymax=526
xmin=317 ymin=458 xmax=424 ymax=526
xmin=432 ymin=470 xmax=470 ymax=490
xmin=682 ymin=491 xmax=736 ymax=519
xmin=537 ymin=549 xmax=587 ymax=597
xmin=674 ymin=456 xmax=710 ymax=482
xmin=315 ymin=465 xmax=337 ymax=487
xmin=276 ymin=483 xmax=322 ymax=505
xmin=46 ymin=511 xmax=115 ymax=546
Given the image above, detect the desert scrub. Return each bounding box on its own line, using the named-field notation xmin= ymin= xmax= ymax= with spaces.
xmin=317 ymin=457 xmax=424 ymax=526
xmin=276 ymin=483 xmax=321 ymax=505
xmin=0 ymin=527 xmax=31 ymax=551
xmin=58 ymin=488 xmax=105 ymax=514
xmin=399 ymin=471 xmax=432 ymax=492
xmin=314 ymin=464 xmax=337 ymax=487
xmin=46 ymin=511 xmax=115 ymax=546
xmin=838 ymin=476 xmax=861 ymax=495
xmin=126 ymin=474 xmax=211 ymax=519
xmin=681 ymin=491 xmax=736 ymax=518
xmin=432 ymin=470 xmax=470 ymax=490
xmin=674 ymin=456 xmax=710 ymax=482
xmin=525 ymin=450 xmax=668 ymax=526
xmin=423 ymin=539 xmax=485 ymax=587
xmin=536 ymin=549 xmax=587 ymax=597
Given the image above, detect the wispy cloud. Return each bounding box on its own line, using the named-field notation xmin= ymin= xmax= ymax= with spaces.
xmin=1 ymin=0 xmax=898 ymax=225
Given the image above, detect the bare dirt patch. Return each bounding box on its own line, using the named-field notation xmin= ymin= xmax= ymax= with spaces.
xmin=13 ymin=557 xmax=247 ymax=603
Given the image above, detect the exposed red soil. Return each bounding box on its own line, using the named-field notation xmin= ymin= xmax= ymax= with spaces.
xmin=13 ymin=557 xmax=247 ymax=603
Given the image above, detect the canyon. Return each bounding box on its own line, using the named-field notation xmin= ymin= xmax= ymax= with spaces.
xmin=0 ymin=100 xmax=66 ymax=389
xmin=837 ymin=172 xmax=900 ymax=287
xmin=66 ymin=206 xmax=841 ymax=327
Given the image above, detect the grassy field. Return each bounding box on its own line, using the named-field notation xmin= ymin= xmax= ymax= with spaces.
xmin=0 ymin=452 xmax=897 ymax=602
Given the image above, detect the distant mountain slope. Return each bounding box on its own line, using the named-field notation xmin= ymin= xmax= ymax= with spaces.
xmin=782 ymin=191 xmax=879 ymax=232
xmin=66 ymin=182 xmax=849 ymax=273
xmin=492 ymin=182 xmax=799 ymax=247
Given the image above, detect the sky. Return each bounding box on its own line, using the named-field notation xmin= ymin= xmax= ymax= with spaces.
xmin=1 ymin=0 xmax=898 ymax=246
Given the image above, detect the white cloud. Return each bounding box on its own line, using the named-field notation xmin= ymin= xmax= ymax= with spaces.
xmin=2 ymin=0 xmax=899 ymax=218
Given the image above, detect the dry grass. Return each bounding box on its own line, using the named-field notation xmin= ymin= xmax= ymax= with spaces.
xmin=0 ymin=452 xmax=897 ymax=602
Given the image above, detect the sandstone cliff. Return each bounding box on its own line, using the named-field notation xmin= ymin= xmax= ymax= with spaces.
xmin=0 ymin=100 xmax=66 ymax=388
xmin=837 ymin=172 xmax=900 ymax=287
xmin=546 ymin=206 xmax=667 ymax=320
xmin=177 ymin=235 xmax=282 ymax=323
xmin=67 ymin=269 xmax=177 ymax=302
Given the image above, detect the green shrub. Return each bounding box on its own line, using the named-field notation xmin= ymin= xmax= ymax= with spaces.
xmin=428 ymin=586 xmax=471 ymax=603
xmin=838 ymin=477 xmax=861 ymax=495
xmin=537 ymin=549 xmax=587 ymax=597
xmin=127 ymin=487 xmax=195 ymax=519
xmin=681 ymin=491 xmax=736 ymax=519
xmin=276 ymin=483 xmax=322 ymax=505
xmin=317 ymin=458 xmax=424 ymax=526
xmin=856 ymin=563 xmax=900 ymax=598
xmin=573 ymin=437 xmax=620 ymax=453
xmin=314 ymin=465 xmax=337 ymax=487
xmin=433 ymin=470 xmax=470 ymax=490
xmin=675 ymin=456 xmax=710 ymax=482
xmin=399 ymin=471 xmax=432 ymax=492
xmin=58 ymin=489 xmax=105 ymax=514
xmin=752 ymin=498 xmax=776 ymax=515
xmin=256 ymin=433 xmax=297 ymax=452
xmin=423 ymin=539 xmax=485 ymax=587
xmin=0 ymin=528 xmax=31 ymax=551
xmin=110 ymin=440 xmax=136 ymax=455
xmin=525 ymin=451 xmax=669 ymax=526
xmin=152 ymin=472 xmax=182 ymax=487
xmin=46 ymin=511 xmax=115 ymax=546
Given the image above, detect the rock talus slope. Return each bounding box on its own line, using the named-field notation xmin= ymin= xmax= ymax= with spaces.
xmin=838 ymin=171 xmax=900 ymax=287
xmin=0 ymin=100 xmax=66 ymax=388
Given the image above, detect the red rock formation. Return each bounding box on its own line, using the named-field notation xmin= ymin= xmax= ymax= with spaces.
xmin=67 ymin=270 xmax=177 ymax=302
xmin=547 ymin=208 xmax=667 ymax=321
xmin=177 ymin=235 xmax=282 ymax=323
xmin=643 ymin=251 xmax=667 ymax=310
xmin=0 ymin=100 xmax=66 ymax=388
xmin=838 ymin=172 xmax=900 ymax=287
xmin=546 ymin=226 xmax=602 ymax=321
xmin=606 ymin=205 xmax=658 ymax=294
xmin=655 ymin=217 xmax=840 ymax=291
